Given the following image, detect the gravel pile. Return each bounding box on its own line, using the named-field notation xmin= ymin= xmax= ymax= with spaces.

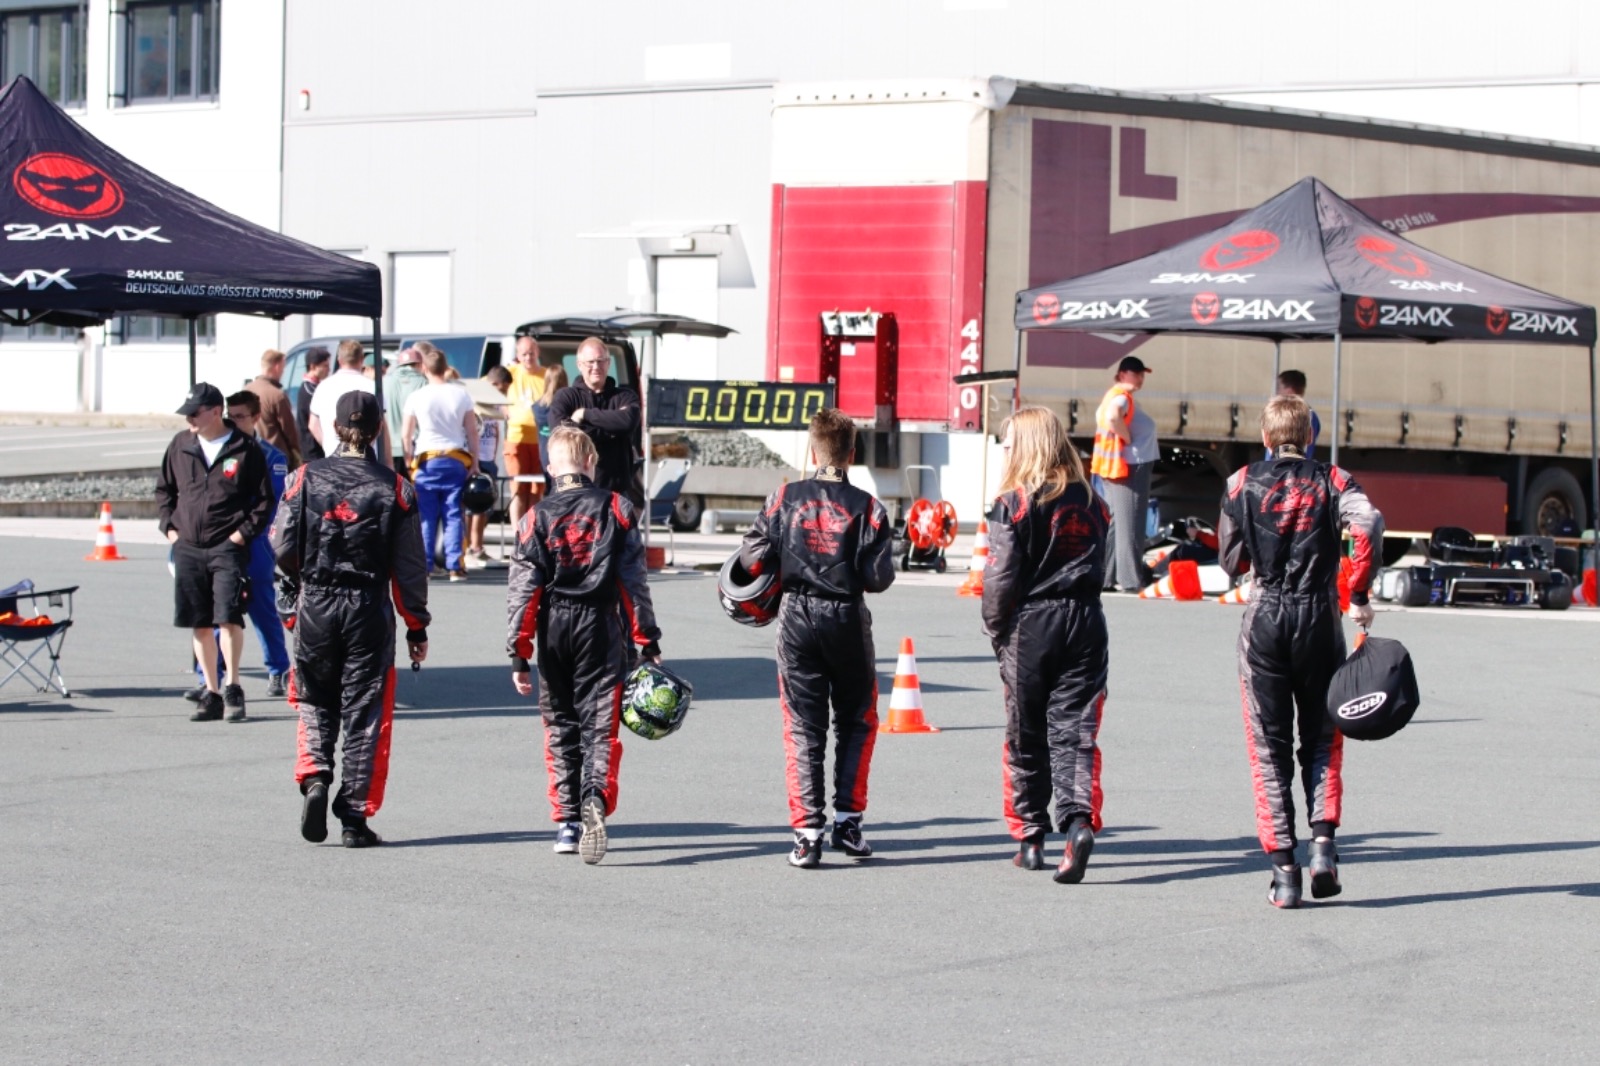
xmin=658 ymin=430 xmax=791 ymax=469
xmin=0 ymin=475 xmax=157 ymax=502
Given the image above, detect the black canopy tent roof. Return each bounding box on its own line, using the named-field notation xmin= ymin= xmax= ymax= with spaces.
xmin=1014 ymin=176 xmax=1600 ymax=533
xmin=0 ymin=75 xmax=383 ymax=396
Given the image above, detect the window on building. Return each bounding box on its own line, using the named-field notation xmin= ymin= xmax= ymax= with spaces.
xmin=126 ymin=0 xmax=219 ymax=103
xmin=0 ymin=319 xmax=77 ymax=342
xmin=108 ymin=314 xmax=215 ymax=344
xmin=0 ymin=5 xmax=87 ymax=108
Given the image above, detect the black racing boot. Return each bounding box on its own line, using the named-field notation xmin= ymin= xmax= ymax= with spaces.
xmin=1310 ymin=838 xmax=1342 ymax=899
xmin=300 ymin=780 xmax=329 ymax=843
xmin=830 ymin=818 xmax=873 ymax=860
xmin=788 ymin=832 xmax=822 ymax=869
xmin=1013 ymin=834 xmax=1045 ymax=871
xmin=340 ymin=819 xmax=382 ymax=848
xmin=1053 ymin=823 xmax=1096 ymax=884
xmin=1269 ymin=864 xmax=1303 ymax=909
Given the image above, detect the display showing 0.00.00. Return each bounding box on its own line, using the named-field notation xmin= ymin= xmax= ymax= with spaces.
xmin=647 ymin=380 xmax=836 ymax=430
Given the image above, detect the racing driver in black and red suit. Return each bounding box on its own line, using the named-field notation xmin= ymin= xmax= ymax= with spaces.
xmin=738 ymin=408 xmax=895 ymax=868
xmin=1218 ymin=394 xmax=1383 ymax=908
xmin=506 ymin=426 xmax=661 ymax=865
xmin=272 ymin=391 xmax=431 ymax=849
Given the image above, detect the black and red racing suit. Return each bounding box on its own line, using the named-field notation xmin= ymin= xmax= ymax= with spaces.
xmin=739 ymin=466 xmax=895 ymax=830
xmin=271 ymin=449 xmax=431 ymax=822
xmin=506 ymin=472 xmax=661 ymax=823
xmin=981 ymin=480 xmax=1111 ymax=842
xmin=1217 ymin=454 xmax=1384 ymax=857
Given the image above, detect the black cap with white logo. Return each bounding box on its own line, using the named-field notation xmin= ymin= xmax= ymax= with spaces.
xmin=176 ymin=382 xmax=224 ymax=416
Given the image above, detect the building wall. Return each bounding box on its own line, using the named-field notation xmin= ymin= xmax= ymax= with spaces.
xmin=0 ymin=0 xmax=285 ymax=414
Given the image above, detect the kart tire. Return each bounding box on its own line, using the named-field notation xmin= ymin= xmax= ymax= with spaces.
xmin=1539 ymin=572 xmax=1573 ymax=611
xmin=1395 ymin=568 xmax=1431 ymax=608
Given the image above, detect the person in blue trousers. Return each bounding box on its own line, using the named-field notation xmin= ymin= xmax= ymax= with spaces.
xmin=402 ymin=348 xmax=479 ymax=581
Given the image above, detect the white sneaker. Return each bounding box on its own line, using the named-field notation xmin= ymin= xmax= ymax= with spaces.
xmin=464 ymin=554 xmax=489 ymax=570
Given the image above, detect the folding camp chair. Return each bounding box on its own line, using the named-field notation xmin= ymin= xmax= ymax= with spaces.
xmin=0 ymin=579 xmax=78 ymax=698
xmin=647 ymin=458 xmax=692 ymax=566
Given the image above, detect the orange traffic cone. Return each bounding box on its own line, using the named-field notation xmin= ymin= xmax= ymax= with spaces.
xmin=958 ymin=520 xmax=989 ymax=597
xmin=1573 ymin=570 xmax=1597 ymax=607
xmin=878 ymin=637 xmax=940 ymax=734
xmin=1140 ymin=559 xmax=1203 ymax=601
xmin=85 ymin=501 xmax=127 ymax=561
xmin=1216 ymin=579 xmax=1251 ymax=604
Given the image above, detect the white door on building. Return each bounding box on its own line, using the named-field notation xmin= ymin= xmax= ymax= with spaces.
xmin=655 ymin=256 xmax=719 ymax=380
xmin=392 ymin=252 xmax=452 ymax=333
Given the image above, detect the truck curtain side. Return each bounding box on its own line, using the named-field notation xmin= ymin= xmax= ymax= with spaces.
xmin=768 ymin=78 xmax=1600 ymax=537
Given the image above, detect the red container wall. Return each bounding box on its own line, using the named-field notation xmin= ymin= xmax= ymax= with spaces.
xmin=767 ymin=181 xmax=986 ymax=427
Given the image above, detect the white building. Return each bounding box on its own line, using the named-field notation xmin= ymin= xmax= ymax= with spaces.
xmin=6 ymin=0 xmax=1600 ymax=430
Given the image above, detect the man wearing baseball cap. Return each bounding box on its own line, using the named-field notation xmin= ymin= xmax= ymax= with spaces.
xmin=273 ymin=389 xmax=431 ymax=849
xmin=156 ymin=381 xmax=274 ymax=722
xmin=1090 ymin=356 xmax=1159 ymax=593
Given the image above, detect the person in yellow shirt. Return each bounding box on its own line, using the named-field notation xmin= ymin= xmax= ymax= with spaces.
xmin=1090 ymin=356 xmax=1157 ymax=593
xmin=505 ymin=335 xmax=547 ymax=528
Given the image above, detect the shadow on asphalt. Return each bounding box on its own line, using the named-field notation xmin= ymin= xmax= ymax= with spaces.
xmin=1342 ymin=882 xmax=1600 ymax=908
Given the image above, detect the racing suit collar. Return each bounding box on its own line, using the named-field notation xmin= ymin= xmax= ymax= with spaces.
xmin=813 ymin=465 xmax=849 ymax=483
xmin=554 ymin=472 xmax=594 ymax=492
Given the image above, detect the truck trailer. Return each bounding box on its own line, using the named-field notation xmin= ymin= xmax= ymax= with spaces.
xmin=764 ymin=78 xmax=1600 ymax=548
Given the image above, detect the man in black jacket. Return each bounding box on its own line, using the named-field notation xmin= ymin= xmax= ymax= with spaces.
xmin=548 ymin=337 xmax=644 ymax=509
xmin=156 ymin=382 xmax=274 ymax=723
xmin=273 ymin=391 xmax=431 ymax=849
xmin=506 ymin=426 xmax=662 ymax=865
xmin=738 ymin=409 xmax=896 ymax=868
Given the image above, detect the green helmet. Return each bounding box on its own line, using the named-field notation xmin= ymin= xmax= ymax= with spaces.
xmin=620 ymin=661 xmax=694 ymax=740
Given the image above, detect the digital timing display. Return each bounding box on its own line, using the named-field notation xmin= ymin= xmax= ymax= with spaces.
xmin=648 ymin=380 xmax=836 ymax=430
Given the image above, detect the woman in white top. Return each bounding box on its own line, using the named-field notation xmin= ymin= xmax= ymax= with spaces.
xmin=401 ymin=349 xmax=479 ymax=580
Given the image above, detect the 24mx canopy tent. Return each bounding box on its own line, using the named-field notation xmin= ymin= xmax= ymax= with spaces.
xmin=0 ymin=75 xmax=381 ymax=390
xmin=1014 ymin=175 xmax=1600 ymax=532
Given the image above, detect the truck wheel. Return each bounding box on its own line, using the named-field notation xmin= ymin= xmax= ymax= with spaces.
xmin=1395 ymin=568 xmax=1431 ymax=608
xmin=1539 ymin=572 xmax=1573 ymax=610
xmin=1522 ymin=467 xmax=1584 ymax=537
xmin=669 ymin=494 xmax=704 ymax=533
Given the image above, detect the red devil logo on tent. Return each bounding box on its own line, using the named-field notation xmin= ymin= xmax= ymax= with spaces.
xmin=1032 ymin=293 xmax=1060 ymax=325
xmin=1485 ymin=305 xmax=1509 ymax=335
xmin=13 ymin=152 xmax=125 ymax=219
xmin=1356 ymin=235 xmax=1430 ymax=278
xmin=1190 ymin=292 xmax=1220 ymax=325
xmin=1354 ymin=297 xmax=1379 ymax=330
xmin=1200 ymin=230 xmax=1280 ymax=271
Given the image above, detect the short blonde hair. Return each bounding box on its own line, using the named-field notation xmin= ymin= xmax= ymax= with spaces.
xmin=547 ymin=425 xmax=598 ymax=471
xmin=998 ymin=406 xmax=1087 ymax=504
xmin=808 ymin=408 xmax=856 ymax=467
xmin=261 ymin=348 xmax=285 ymax=371
xmin=1261 ymin=394 xmax=1312 ymax=451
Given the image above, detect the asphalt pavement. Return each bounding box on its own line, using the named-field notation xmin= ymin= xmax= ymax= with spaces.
xmin=2 ymin=529 xmax=1597 ymax=1064
xmin=0 ymin=423 xmax=178 ymax=479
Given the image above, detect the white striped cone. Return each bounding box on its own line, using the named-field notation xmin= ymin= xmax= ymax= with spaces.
xmin=85 ymin=501 xmax=127 ymax=561
xmin=1138 ymin=574 xmax=1174 ymax=599
xmin=1216 ymin=580 xmax=1251 ymax=604
xmin=879 ymin=637 xmax=939 ymax=733
xmin=958 ymin=520 xmax=990 ymax=596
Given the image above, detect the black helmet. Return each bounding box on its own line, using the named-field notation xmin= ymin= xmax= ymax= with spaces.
xmin=463 ymin=473 xmax=497 ymax=515
xmin=717 ymin=552 xmax=780 ymax=627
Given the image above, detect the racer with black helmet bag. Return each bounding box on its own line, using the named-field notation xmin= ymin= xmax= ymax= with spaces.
xmin=735 ymin=408 xmax=895 ymax=868
xmin=506 ymin=426 xmax=662 ymax=865
xmin=1218 ymin=395 xmax=1385 ymax=908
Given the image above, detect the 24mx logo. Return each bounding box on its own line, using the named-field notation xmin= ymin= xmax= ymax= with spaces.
xmin=1216 ymin=297 xmax=1315 ymax=323
xmin=1055 ymin=298 xmax=1150 ymax=322
xmin=0 ymin=267 xmax=73 ymax=291
xmin=1507 ymin=310 xmax=1580 ymax=337
xmin=1152 ymin=272 xmax=1254 ymax=285
xmin=4 ymin=222 xmax=169 ymax=243
xmin=1377 ymin=303 xmax=1454 ymax=328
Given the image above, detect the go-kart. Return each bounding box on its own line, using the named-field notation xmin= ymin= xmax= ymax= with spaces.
xmin=1377 ymin=526 xmax=1572 ymax=610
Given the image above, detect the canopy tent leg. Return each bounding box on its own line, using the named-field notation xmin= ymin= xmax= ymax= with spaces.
xmin=1271 ymin=339 xmax=1281 ymax=394
xmin=372 ymin=318 xmax=388 ymax=467
xmin=1589 ymin=342 xmax=1599 ymax=539
xmin=1011 ymin=330 xmax=1023 ymax=412
xmin=1330 ymin=331 xmax=1343 ymax=467
xmin=187 ymin=317 xmax=197 ymax=387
